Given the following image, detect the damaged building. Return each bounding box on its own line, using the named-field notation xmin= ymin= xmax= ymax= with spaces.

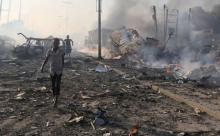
xmin=85 ymin=28 xmax=113 ymax=48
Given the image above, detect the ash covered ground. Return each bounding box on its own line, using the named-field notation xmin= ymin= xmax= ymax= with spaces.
xmin=0 ymin=51 xmax=220 ymax=136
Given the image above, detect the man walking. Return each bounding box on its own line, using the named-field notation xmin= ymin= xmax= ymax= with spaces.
xmin=64 ymin=35 xmax=74 ymax=57
xmin=41 ymin=38 xmax=65 ymax=108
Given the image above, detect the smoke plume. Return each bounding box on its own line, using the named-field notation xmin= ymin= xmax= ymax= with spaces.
xmin=103 ymin=0 xmax=155 ymax=37
xmin=104 ymin=0 xmax=220 ymax=73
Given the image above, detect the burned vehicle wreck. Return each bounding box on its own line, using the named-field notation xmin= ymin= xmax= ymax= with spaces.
xmin=13 ymin=33 xmax=65 ymax=58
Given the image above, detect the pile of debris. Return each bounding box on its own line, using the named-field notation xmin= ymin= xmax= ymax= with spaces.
xmin=136 ymin=64 xmax=187 ymax=84
xmin=189 ymin=65 xmax=220 ymax=87
xmin=110 ymin=27 xmax=143 ymax=57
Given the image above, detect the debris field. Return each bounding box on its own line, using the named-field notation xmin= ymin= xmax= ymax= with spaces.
xmin=0 ymin=52 xmax=220 ymax=136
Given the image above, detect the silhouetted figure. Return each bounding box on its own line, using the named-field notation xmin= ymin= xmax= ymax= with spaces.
xmin=41 ymin=38 xmax=65 ymax=108
xmin=64 ymin=35 xmax=74 ymax=57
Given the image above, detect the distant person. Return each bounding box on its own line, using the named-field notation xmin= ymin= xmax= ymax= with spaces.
xmin=40 ymin=38 xmax=65 ymax=108
xmin=64 ymin=35 xmax=74 ymax=57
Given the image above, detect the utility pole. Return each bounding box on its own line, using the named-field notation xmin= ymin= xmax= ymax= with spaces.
xmin=152 ymin=5 xmax=158 ymax=38
xmin=188 ymin=8 xmax=192 ymax=41
xmin=7 ymin=0 xmax=11 ymax=23
xmin=0 ymin=0 xmax=3 ymax=21
xmin=19 ymin=0 xmax=21 ymax=20
xmin=97 ymin=0 xmax=102 ymax=59
xmin=163 ymin=5 xmax=167 ymax=47
xmin=62 ymin=1 xmax=72 ymax=34
xmin=176 ymin=10 xmax=179 ymax=40
xmin=164 ymin=8 xmax=179 ymax=49
xmin=163 ymin=4 xmax=168 ymax=50
xmin=188 ymin=8 xmax=192 ymax=25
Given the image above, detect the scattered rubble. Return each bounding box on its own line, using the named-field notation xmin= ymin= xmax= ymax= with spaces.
xmin=0 ymin=50 xmax=220 ymax=135
xmin=103 ymin=132 xmax=111 ymax=136
xmin=94 ymin=108 xmax=108 ymax=126
xmin=65 ymin=116 xmax=84 ymax=125
xmin=1 ymin=1 xmax=220 ymax=135
xmin=15 ymin=92 xmax=26 ymax=100
xmin=189 ymin=65 xmax=220 ymax=87
xmin=95 ymin=64 xmax=112 ymax=73
xmin=129 ymin=124 xmax=140 ymax=136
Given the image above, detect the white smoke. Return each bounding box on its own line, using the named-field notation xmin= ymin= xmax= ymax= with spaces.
xmin=104 ymin=0 xmax=220 ymax=73
xmin=0 ymin=20 xmax=39 ymax=44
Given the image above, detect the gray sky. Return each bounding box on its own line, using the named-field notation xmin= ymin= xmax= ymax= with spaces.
xmin=1 ymin=0 xmax=115 ymax=37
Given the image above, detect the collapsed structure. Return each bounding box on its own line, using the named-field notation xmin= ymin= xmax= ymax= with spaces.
xmin=84 ymin=5 xmax=220 ymax=88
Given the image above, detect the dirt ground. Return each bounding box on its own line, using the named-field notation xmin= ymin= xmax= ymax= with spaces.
xmin=0 ymin=52 xmax=220 ymax=136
